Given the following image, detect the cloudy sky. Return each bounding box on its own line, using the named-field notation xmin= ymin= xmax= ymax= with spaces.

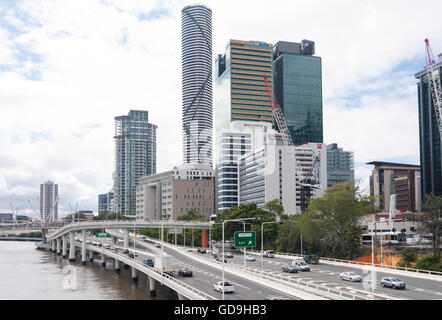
xmin=0 ymin=0 xmax=441 ymax=218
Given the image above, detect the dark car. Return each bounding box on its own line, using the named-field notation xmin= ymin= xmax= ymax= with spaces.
xmin=123 ymin=249 xmax=129 ymax=254
xmin=381 ymin=277 xmax=406 ymax=289
xmin=229 ymin=244 xmax=236 ymax=249
xmin=197 ymin=248 xmax=207 ymax=254
xmin=215 ymin=254 xmax=227 ymax=263
xmin=128 ymin=252 xmax=138 ymax=258
xmin=281 ymin=263 xmax=298 ymax=273
xmin=178 ymin=268 xmax=193 ymax=277
xmin=143 ymin=259 xmax=154 ymax=267
xmin=304 ymin=255 xmax=319 ymax=264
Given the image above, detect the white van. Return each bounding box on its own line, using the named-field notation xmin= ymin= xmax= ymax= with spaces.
xmin=292 ymin=256 xmax=306 ymax=264
xmin=263 ymin=250 xmax=275 ymax=258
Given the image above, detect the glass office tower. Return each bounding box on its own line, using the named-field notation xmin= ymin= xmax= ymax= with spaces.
xmin=114 ymin=110 xmax=157 ymax=216
xmin=272 ymin=40 xmax=323 ymax=145
xmin=326 ymin=143 xmax=354 ymax=187
xmin=415 ymin=55 xmax=442 ymax=198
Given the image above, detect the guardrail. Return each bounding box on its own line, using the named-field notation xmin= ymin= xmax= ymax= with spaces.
xmin=247 ymin=249 xmax=442 ymax=277
xmin=70 ymin=239 xmax=217 ymax=300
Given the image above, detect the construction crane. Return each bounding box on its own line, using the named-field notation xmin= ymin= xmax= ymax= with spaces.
xmin=424 ymin=38 xmax=442 ymax=138
xmin=262 ymin=74 xmax=320 ymax=212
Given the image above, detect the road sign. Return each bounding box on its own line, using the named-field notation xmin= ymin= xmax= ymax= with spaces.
xmin=234 ymin=231 xmax=256 ymax=248
xmin=96 ymin=233 xmax=110 ymax=238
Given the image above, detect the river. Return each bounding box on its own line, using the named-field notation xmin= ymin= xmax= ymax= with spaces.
xmin=0 ymin=241 xmax=178 ymax=300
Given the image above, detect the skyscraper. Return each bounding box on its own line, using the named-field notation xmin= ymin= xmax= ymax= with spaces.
xmin=40 ymin=181 xmax=58 ymax=222
xmin=327 ymin=143 xmax=354 ymax=187
xmin=272 ymin=40 xmax=323 ymax=145
xmin=415 ymin=55 xmax=442 ymax=199
xmin=98 ymin=191 xmax=114 ymax=215
xmin=181 ymin=4 xmax=213 ymax=167
xmin=114 ymin=110 xmax=157 ymax=216
xmin=215 ymin=39 xmax=274 ymax=140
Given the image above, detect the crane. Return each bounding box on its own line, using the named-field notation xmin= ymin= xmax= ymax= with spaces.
xmin=424 ymin=38 xmax=442 ymax=137
xmin=262 ymin=74 xmax=321 ymax=212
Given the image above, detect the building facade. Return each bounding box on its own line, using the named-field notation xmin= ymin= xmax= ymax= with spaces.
xmin=40 ymin=181 xmax=58 ymax=222
xmin=136 ymin=164 xmax=215 ymax=221
xmin=215 ymin=39 xmax=274 ymax=141
xmin=113 ymin=110 xmax=157 ymax=216
xmin=368 ymin=161 xmax=421 ymax=212
xmin=326 ymin=143 xmax=354 ymax=187
xmin=415 ymin=54 xmax=442 ymax=199
xmin=394 ymin=171 xmax=422 ymax=212
xmin=181 ymin=4 xmax=213 ymax=167
xmin=98 ymin=191 xmax=114 ymax=215
xmin=272 ymin=40 xmax=323 ymax=145
xmin=216 ymin=121 xmax=272 ymax=212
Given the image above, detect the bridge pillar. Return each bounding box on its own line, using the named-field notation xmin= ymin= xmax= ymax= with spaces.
xmin=62 ymin=235 xmax=67 ymax=258
xmin=69 ymin=232 xmax=75 ymax=262
xmin=111 ymin=236 xmax=115 ymax=245
xmin=115 ymin=259 xmax=120 ymax=272
xmin=148 ymin=276 xmax=156 ymax=296
xmin=124 ymin=229 xmax=129 ymax=248
xmin=51 ymin=240 xmax=56 ymax=252
xmin=177 ymin=293 xmax=186 ymax=300
xmin=101 ymin=253 xmax=106 ymax=267
xmin=201 ymin=230 xmax=208 ymax=249
xmin=131 ymin=266 xmax=137 ymax=282
xmin=81 ymin=230 xmax=87 ymax=265
xmin=56 ymin=238 xmax=61 ymax=255
xmin=89 ymin=250 xmax=94 ymax=262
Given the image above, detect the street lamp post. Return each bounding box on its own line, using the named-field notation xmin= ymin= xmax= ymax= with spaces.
xmin=371 ymin=221 xmax=377 ymax=296
xmin=261 ymin=221 xmax=280 ymax=270
xmin=222 ymin=217 xmax=256 ymax=301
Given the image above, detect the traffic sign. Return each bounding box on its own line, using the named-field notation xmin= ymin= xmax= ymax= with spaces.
xmin=234 ymin=231 xmax=256 ymax=248
xmin=96 ymin=233 xmax=110 ymax=238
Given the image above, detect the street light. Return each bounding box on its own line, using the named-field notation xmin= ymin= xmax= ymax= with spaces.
xmin=261 ymin=221 xmax=280 ymax=269
xmin=221 ymin=217 xmax=256 ymax=301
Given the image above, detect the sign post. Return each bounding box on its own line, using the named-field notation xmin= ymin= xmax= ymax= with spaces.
xmin=234 ymin=231 xmax=256 ymax=248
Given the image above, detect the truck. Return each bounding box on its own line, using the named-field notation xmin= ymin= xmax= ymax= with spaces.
xmin=154 ymin=254 xmax=175 ymax=275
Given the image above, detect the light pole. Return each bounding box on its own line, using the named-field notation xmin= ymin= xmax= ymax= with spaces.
xmin=221 ymin=217 xmax=256 ymax=300
xmin=371 ymin=220 xmax=377 ymax=295
xmin=261 ymin=221 xmax=280 ymax=269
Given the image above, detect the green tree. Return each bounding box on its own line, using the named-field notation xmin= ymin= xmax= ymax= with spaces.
xmin=419 ymin=194 xmax=442 ymax=258
xmin=177 ymin=210 xmax=205 ymax=221
xmin=398 ymin=247 xmax=417 ymax=268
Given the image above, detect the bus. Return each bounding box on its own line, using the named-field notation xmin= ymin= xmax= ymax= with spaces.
xmin=360 ymin=232 xmax=407 ymax=246
xmin=210 ymin=214 xmax=217 ymax=224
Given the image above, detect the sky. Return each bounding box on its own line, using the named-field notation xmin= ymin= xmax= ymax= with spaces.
xmin=0 ymin=0 xmax=441 ymax=218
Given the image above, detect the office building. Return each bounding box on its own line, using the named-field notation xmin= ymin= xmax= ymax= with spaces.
xmin=113 ymin=110 xmax=157 ymax=216
xmin=181 ymin=4 xmax=213 ymax=167
xmin=215 ymin=39 xmax=274 ymax=141
xmin=394 ymin=171 xmax=422 ymax=212
xmin=415 ymin=54 xmax=442 ymax=199
xmin=272 ymin=40 xmax=323 ymax=145
xmin=136 ymin=163 xmax=215 ymax=221
xmin=40 ymin=180 xmax=58 ymax=222
xmin=98 ymin=191 xmax=114 ymax=215
xmin=367 ymin=161 xmax=421 ymax=212
xmin=326 ymin=143 xmax=354 ymax=187
xmin=217 ymin=121 xmax=273 ymax=212
xmin=238 ymin=133 xmax=327 ymax=214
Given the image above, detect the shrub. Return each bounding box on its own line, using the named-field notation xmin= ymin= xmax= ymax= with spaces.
xmin=413 ymin=255 xmax=442 ymax=272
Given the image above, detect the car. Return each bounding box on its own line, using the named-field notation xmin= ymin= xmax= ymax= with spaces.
xmin=381 ymin=277 xmax=406 ymax=289
xmin=229 ymin=244 xmax=236 ymax=249
xmin=215 ymin=254 xmax=227 ymax=263
xmin=104 ymin=244 xmax=110 ymax=249
xmin=304 ymin=255 xmax=319 ymax=264
xmin=292 ymin=261 xmax=310 ymax=271
xmin=224 ymin=252 xmax=233 ymax=258
xmin=263 ymin=250 xmax=275 ymax=258
xmin=213 ymin=281 xmax=234 ymax=293
xmin=123 ymin=249 xmax=129 ymax=254
xmin=97 ymin=243 xmax=102 ymax=247
xmin=178 ymin=268 xmax=193 ymax=277
xmin=143 ymin=259 xmax=154 ymax=267
xmin=340 ymin=271 xmax=362 ymax=282
xmin=281 ymin=263 xmax=298 ymax=273
xmin=197 ymin=248 xmax=207 ymax=254
xmin=128 ymin=252 xmax=138 ymax=258
xmin=245 ymin=255 xmax=256 ymax=262
xmin=155 ymin=243 xmax=161 ymax=248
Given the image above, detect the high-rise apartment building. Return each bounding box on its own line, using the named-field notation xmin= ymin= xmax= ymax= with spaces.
xmin=113 ymin=110 xmax=157 ymax=216
xmin=40 ymin=181 xmax=58 ymax=222
xmin=327 ymin=143 xmax=354 ymax=187
xmin=98 ymin=191 xmax=114 ymax=215
xmin=272 ymin=40 xmax=323 ymax=145
xmin=181 ymin=4 xmax=213 ymax=167
xmin=215 ymin=39 xmax=274 ymax=141
xmin=415 ymin=54 xmax=442 ymax=199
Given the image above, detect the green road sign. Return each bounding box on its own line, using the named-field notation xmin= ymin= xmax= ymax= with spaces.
xmin=96 ymin=233 xmax=110 ymax=238
xmin=234 ymin=231 xmax=256 ymax=248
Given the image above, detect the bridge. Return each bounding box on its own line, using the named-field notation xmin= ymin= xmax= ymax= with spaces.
xmin=43 ymin=221 xmax=442 ymax=300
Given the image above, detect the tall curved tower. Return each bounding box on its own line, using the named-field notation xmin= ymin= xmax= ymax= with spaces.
xmin=181 ymin=4 xmax=213 ymax=167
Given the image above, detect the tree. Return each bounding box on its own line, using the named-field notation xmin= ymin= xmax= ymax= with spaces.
xmin=419 ymin=194 xmax=442 ymax=258
xmin=398 ymin=247 xmax=417 ymax=268
xmin=178 ymin=210 xmax=205 ymax=221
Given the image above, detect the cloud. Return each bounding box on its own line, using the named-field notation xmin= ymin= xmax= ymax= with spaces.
xmin=0 ymin=0 xmax=441 ymax=215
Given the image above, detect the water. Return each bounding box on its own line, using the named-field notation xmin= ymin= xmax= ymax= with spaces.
xmin=0 ymin=241 xmax=178 ymax=300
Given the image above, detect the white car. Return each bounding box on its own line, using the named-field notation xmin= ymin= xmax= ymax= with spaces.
xmin=292 ymin=261 xmax=310 ymax=271
xmin=245 ymin=255 xmax=256 ymax=261
xmin=224 ymin=252 xmax=233 ymax=258
xmin=340 ymin=271 xmax=362 ymax=282
xmin=213 ymin=281 xmax=235 ymax=293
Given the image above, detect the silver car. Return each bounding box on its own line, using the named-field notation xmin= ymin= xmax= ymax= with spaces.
xmin=381 ymin=277 xmax=406 ymax=289
xmin=340 ymin=271 xmax=362 ymax=282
